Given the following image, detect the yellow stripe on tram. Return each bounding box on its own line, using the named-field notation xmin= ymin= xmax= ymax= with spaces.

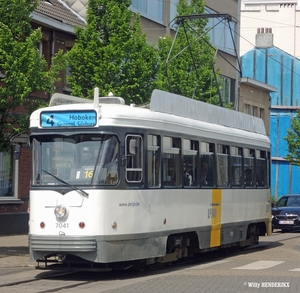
xmin=210 ymin=189 xmax=222 ymax=247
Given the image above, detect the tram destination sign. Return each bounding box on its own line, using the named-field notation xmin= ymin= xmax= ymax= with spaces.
xmin=40 ymin=110 xmax=97 ymax=128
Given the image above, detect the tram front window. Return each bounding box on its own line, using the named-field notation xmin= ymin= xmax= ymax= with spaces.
xmin=31 ymin=134 xmax=119 ymax=186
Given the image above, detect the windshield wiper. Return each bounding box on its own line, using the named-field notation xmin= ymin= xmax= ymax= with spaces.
xmin=42 ymin=169 xmax=89 ymax=197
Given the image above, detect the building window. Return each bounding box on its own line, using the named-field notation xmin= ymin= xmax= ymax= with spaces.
xmin=0 ymin=150 xmax=13 ymax=197
xmin=131 ymin=0 xmax=147 ymax=13
xmin=244 ymin=104 xmax=250 ymax=114
xmin=219 ymin=75 xmax=234 ymax=105
xmin=131 ymin=0 xmax=164 ymax=24
xmin=170 ymin=0 xmax=178 ymax=24
xmin=252 ymin=106 xmax=257 ymax=117
xmin=260 ymin=108 xmax=264 ymax=119
xmin=205 ymin=7 xmax=236 ymax=56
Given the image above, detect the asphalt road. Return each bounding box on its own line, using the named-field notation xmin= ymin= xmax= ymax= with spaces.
xmin=0 ymin=231 xmax=299 ymax=292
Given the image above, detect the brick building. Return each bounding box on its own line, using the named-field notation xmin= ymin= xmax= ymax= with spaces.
xmin=0 ymin=0 xmax=85 ymax=235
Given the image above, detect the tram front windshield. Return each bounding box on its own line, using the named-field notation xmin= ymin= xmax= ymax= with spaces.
xmin=31 ymin=134 xmax=118 ymax=186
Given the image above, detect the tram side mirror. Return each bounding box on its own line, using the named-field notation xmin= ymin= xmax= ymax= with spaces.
xmin=14 ymin=144 xmax=20 ymax=160
xmin=129 ymin=139 xmax=137 ymax=155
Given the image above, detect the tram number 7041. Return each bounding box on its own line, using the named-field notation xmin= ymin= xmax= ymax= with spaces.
xmin=56 ymin=223 xmax=69 ymax=228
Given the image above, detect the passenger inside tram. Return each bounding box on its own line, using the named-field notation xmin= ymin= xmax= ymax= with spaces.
xmin=183 ymin=162 xmax=192 ymax=186
xmin=245 ymin=168 xmax=253 ymax=186
xmin=200 ymin=158 xmax=213 ymax=186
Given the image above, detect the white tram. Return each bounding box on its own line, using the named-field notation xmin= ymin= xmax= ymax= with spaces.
xmin=29 ymin=88 xmax=272 ymax=269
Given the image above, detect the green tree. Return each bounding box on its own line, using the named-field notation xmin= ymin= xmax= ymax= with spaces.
xmin=0 ymin=0 xmax=67 ymax=151
xmin=67 ymin=0 xmax=160 ymax=105
xmin=285 ymin=110 xmax=300 ymax=166
xmin=157 ymin=0 xmax=219 ymax=104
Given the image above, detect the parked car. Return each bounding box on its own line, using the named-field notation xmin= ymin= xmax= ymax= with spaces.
xmin=272 ymin=194 xmax=300 ymax=232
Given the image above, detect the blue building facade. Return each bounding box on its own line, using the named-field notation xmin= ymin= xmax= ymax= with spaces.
xmin=242 ymin=46 xmax=300 ymax=199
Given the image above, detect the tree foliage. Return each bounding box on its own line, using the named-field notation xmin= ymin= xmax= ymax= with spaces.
xmin=157 ymin=0 xmax=219 ymax=104
xmin=67 ymin=0 xmax=222 ymax=105
xmin=285 ymin=110 xmax=300 ymax=166
xmin=0 ymin=0 xmax=67 ymax=151
xmin=67 ymin=0 xmax=160 ymax=104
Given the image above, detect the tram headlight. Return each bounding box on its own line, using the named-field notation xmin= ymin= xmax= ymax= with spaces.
xmin=54 ymin=205 xmax=67 ymax=218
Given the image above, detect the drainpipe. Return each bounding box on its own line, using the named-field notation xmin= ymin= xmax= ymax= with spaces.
xmin=51 ymin=30 xmax=55 ymax=96
xmin=51 ymin=30 xmax=55 ymax=63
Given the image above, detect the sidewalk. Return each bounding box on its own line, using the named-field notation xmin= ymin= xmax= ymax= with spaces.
xmin=0 ymin=234 xmax=34 ymax=268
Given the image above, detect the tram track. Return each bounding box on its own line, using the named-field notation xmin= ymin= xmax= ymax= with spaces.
xmin=0 ymin=269 xmax=85 ymax=291
xmin=0 ymin=239 xmax=280 ymax=293
xmin=0 ymin=234 xmax=296 ymax=293
xmin=2 ymin=280 xmax=94 ymax=293
xmin=0 ymin=251 xmax=226 ymax=292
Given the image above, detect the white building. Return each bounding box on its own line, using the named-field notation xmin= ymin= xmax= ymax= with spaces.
xmin=241 ymin=0 xmax=300 ymax=57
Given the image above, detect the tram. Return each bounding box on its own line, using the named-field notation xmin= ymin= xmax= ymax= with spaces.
xmin=28 ymin=88 xmax=271 ymax=270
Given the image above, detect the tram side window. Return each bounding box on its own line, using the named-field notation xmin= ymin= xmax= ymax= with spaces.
xmin=200 ymin=142 xmax=215 ymax=187
xmin=183 ymin=139 xmax=198 ymax=187
xmin=216 ymin=144 xmax=229 ymax=187
xmin=148 ymin=135 xmax=160 ymax=187
xmin=126 ymin=135 xmax=143 ymax=183
xmin=230 ymin=146 xmax=242 ymax=187
xmin=97 ymin=136 xmax=119 ymax=185
xmin=244 ymin=148 xmax=255 ymax=187
xmin=163 ymin=136 xmax=180 ymax=187
xmin=256 ymin=150 xmax=266 ymax=188
xmin=32 ymin=139 xmax=41 ymax=185
xmin=266 ymin=151 xmax=270 ymax=187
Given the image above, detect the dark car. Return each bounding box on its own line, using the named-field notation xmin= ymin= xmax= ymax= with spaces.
xmin=272 ymin=194 xmax=300 ymax=232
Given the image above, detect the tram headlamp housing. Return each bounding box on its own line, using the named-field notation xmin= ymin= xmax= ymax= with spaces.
xmin=54 ymin=205 xmax=67 ymax=218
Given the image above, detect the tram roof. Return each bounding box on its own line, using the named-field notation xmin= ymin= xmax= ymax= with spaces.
xmin=46 ymin=88 xmax=266 ymax=136
xmin=150 ymin=90 xmax=266 ymax=136
xmin=30 ymin=89 xmax=269 ymax=148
